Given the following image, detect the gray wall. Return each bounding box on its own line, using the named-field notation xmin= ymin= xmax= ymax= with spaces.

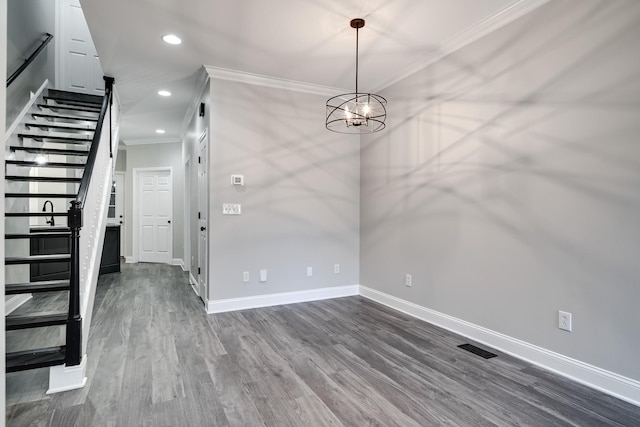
xmin=124 ymin=142 xmax=184 ymax=262
xmin=207 ymin=79 xmax=360 ymax=300
xmin=115 ymin=148 xmax=126 ymax=172
xmin=360 ymin=0 xmax=640 ymax=382
xmin=6 ymin=0 xmax=55 ymax=126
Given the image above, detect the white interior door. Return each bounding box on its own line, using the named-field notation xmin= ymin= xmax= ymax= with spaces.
xmin=198 ymin=132 xmax=209 ymax=302
xmin=58 ymin=0 xmax=104 ymax=94
xmin=184 ymin=157 xmax=191 ymax=277
xmin=138 ymin=170 xmax=173 ymax=264
xmin=114 ymin=172 xmax=125 ymax=255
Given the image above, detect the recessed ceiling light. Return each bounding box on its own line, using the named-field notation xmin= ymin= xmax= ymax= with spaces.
xmin=156 ymin=129 xmax=166 ymax=134
xmin=157 ymin=90 xmax=171 ymax=97
xmin=35 ymin=155 xmax=47 ymax=165
xmin=162 ymin=34 xmax=182 ymax=45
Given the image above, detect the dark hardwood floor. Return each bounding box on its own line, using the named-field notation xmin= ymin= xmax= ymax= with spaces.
xmin=6 ymin=263 xmax=640 ymax=426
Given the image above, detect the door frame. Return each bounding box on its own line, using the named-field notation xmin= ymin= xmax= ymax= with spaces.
xmin=184 ymin=155 xmax=191 ymax=276
xmin=114 ymin=171 xmax=125 ymax=256
xmin=132 ymin=167 xmax=173 ymax=264
xmin=197 ymin=129 xmax=209 ymax=303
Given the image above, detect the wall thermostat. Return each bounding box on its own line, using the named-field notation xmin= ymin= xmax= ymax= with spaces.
xmin=231 ymin=175 xmax=244 ymax=186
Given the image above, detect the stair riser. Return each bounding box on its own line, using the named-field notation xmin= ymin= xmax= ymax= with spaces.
xmin=6 ymin=320 xmax=67 ymax=331
xmin=5 ymin=282 xmax=70 ymax=295
xmin=6 ymin=160 xmax=86 ymax=168
xmin=6 ymin=346 xmax=66 ymax=373
xmin=44 ymin=96 xmax=101 ymax=109
xmin=25 ymin=123 xmax=95 ymax=133
xmin=38 ymin=104 xmax=100 ymax=114
xmin=5 ymin=212 xmax=69 ymax=217
xmin=5 ymin=233 xmax=71 ymax=239
xmin=47 ymin=89 xmax=103 ymax=105
xmin=32 ymin=113 xmax=98 ymax=123
xmin=6 ymin=259 xmax=71 ymax=265
xmin=10 ymin=147 xmax=89 ymax=156
xmin=6 ymin=176 xmax=81 ymax=183
xmin=5 ymin=194 xmax=77 ymax=198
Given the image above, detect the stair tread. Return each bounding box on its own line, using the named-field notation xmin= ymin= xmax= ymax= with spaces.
xmin=6 ymin=311 xmax=68 ymax=331
xmin=5 ymin=211 xmax=69 ymax=217
xmin=6 ymin=310 xmax=68 ymax=321
xmin=32 ymin=113 xmax=98 ymax=122
xmin=6 ymin=175 xmax=81 ymax=182
xmin=43 ymin=96 xmax=101 ymax=109
xmin=6 ymin=346 xmax=66 ymax=372
xmin=6 ymin=160 xmax=86 ymax=168
xmin=5 ymin=254 xmax=71 ymax=265
xmin=5 ymin=280 xmax=70 ymax=295
xmin=25 ymin=123 xmax=95 ymax=132
xmin=37 ymin=104 xmax=100 ymax=114
xmin=5 ymin=232 xmax=71 ymax=239
xmin=10 ymin=146 xmax=89 ymax=156
xmin=18 ymin=133 xmax=92 ymax=142
xmin=5 ymin=192 xmax=77 ymax=198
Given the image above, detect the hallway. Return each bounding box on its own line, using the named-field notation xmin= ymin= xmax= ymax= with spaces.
xmin=6 ymin=263 xmax=640 ymax=426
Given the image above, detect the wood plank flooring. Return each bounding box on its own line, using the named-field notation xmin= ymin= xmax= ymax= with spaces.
xmin=6 ymin=263 xmax=640 ymax=426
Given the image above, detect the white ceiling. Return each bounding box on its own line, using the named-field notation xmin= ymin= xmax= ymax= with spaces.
xmin=79 ymin=0 xmax=546 ymax=145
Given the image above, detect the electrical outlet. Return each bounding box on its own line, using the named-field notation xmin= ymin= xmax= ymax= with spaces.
xmin=334 ymin=264 xmax=340 ymax=274
xmin=405 ymin=274 xmax=412 ymax=287
xmin=307 ymin=266 xmax=313 ymax=277
xmin=243 ymin=272 xmax=250 ymax=282
xmin=260 ymin=269 xmax=267 ymax=282
xmin=559 ymin=311 xmax=572 ymax=332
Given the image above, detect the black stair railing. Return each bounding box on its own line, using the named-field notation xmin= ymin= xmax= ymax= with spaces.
xmin=66 ymin=76 xmax=114 ymax=366
xmin=7 ymin=33 xmax=53 ymax=87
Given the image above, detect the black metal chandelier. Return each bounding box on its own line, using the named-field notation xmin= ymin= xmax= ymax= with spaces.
xmin=326 ymin=18 xmax=387 ymax=134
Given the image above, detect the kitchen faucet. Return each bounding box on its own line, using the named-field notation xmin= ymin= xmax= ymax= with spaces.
xmin=42 ymin=200 xmax=55 ymax=226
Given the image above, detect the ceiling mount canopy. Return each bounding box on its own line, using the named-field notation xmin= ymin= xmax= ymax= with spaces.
xmin=326 ymin=18 xmax=387 ymax=134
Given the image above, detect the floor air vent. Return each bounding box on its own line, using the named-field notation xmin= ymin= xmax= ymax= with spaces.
xmin=458 ymin=343 xmax=498 ymax=359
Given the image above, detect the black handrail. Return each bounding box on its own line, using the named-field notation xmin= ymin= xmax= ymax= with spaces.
xmin=7 ymin=33 xmax=53 ymax=87
xmin=66 ymin=76 xmax=114 ymax=367
xmin=76 ymin=76 xmax=114 ymax=208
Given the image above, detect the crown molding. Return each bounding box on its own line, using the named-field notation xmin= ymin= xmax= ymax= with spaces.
xmin=373 ymin=0 xmax=551 ymax=91
xmin=122 ymin=137 xmax=181 ymax=146
xmin=204 ymin=65 xmax=348 ymax=97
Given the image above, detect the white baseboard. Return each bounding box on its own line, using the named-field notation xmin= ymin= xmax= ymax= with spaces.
xmin=47 ymin=355 xmax=88 ymax=394
xmin=171 ymin=258 xmax=185 ymax=270
xmin=359 ymin=286 xmax=640 ymax=407
xmin=5 ymin=294 xmax=33 ymax=314
xmin=125 ymin=256 xmax=136 ymax=264
xmin=207 ymin=284 xmax=359 ymax=314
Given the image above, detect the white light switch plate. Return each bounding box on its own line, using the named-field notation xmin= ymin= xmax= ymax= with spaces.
xmin=222 ymin=203 xmax=242 ymax=215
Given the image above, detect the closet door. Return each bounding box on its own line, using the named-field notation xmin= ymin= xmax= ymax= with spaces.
xmin=58 ymin=0 xmax=104 ymax=94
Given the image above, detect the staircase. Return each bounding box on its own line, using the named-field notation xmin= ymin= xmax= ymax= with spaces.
xmin=4 ymin=89 xmax=102 ymax=373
